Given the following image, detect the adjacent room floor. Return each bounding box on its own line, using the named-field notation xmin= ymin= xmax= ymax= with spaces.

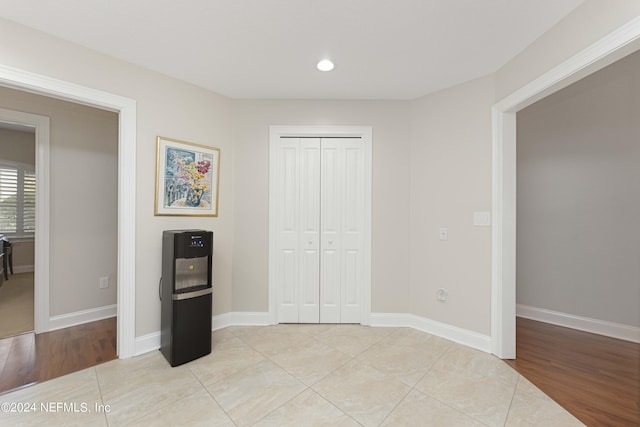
xmin=0 ymin=272 xmax=34 ymax=338
xmin=506 ymin=317 xmax=640 ymax=427
xmin=0 ymin=324 xmax=582 ymax=426
xmin=0 ymin=317 xmax=117 ymax=394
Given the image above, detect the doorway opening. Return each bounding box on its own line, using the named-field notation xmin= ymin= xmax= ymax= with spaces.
xmin=0 ymin=63 xmax=137 ymax=359
xmin=0 ymin=121 xmax=35 ymax=338
xmin=491 ymin=17 xmax=640 ymax=358
xmin=0 ymin=108 xmax=48 ymax=336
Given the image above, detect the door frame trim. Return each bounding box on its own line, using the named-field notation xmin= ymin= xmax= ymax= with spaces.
xmin=268 ymin=125 xmax=372 ymax=325
xmin=0 ymin=64 xmax=137 ymax=358
xmin=491 ymin=16 xmax=640 ymax=358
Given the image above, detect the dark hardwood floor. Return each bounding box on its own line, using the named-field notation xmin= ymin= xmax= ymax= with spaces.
xmin=506 ymin=317 xmax=640 ymax=427
xmin=0 ymin=317 xmax=117 ymax=395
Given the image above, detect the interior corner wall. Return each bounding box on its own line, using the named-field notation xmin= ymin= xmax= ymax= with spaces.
xmin=516 ymin=50 xmax=640 ymax=327
xmin=0 ymin=18 xmax=234 ymax=337
xmin=0 ymin=86 xmax=118 ymax=316
xmin=231 ymin=100 xmax=412 ymax=314
xmin=495 ymin=0 xmax=640 ymax=101
xmin=408 ymin=75 xmax=494 ymax=336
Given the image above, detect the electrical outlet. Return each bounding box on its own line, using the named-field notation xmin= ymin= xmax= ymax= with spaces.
xmin=436 ymin=288 xmax=448 ymax=302
xmin=99 ymin=276 xmax=109 ymax=289
xmin=439 ymin=227 xmax=448 ymax=240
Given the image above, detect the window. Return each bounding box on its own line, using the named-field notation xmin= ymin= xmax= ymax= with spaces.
xmin=0 ymin=161 xmax=36 ymax=237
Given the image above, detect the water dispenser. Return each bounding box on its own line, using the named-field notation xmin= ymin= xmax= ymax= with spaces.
xmin=160 ymin=230 xmax=213 ymax=366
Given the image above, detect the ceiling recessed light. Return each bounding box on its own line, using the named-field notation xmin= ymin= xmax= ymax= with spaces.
xmin=317 ymin=59 xmax=334 ymax=72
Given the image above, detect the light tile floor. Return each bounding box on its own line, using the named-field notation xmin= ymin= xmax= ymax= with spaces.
xmin=0 ymin=325 xmax=584 ymax=426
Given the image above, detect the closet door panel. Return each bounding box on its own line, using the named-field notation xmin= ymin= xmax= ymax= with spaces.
xmin=320 ymin=247 xmax=340 ymax=322
xmin=320 ymin=140 xmax=342 ymax=323
xmin=280 ymin=249 xmax=297 ymax=308
xmin=275 ymin=139 xmax=300 ymax=323
xmin=342 ymin=249 xmax=361 ymax=322
xmin=340 ymin=140 xmax=365 ymax=323
xmin=321 ymin=145 xmax=340 ymax=240
xmin=298 ymin=139 xmax=320 ymax=323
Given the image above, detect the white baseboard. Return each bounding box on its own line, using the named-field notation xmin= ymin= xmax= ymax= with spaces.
xmin=134 ymin=331 xmax=161 ymax=356
xmin=49 ymin=304 xmax=116 ymax=332
xmin=134 ymin=311 xmax=272 ymax=357
xmin=132 ymin=311 xmax=490 ymax=357
xmin=369 ymin=312 xmax=413 ymax=328
xmin=228 ymin=311 xmax=272 ymax=326
xmin=12 ymin=265 xmax=34 ymax=274
xmin=517 ymin=304 xmax=640 ymax=344
xmin=211 ymin=312 xmax=273 ymax=329
xmin=212 ymin=312 xmax=232 ymax=331
xmin=370 ymin=313 xmax=492 ymax=353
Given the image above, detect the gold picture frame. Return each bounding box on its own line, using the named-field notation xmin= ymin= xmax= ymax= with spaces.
xmin=154 ymin=136 xmax=220 ymax=216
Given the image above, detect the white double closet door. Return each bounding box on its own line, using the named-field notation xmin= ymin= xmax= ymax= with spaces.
xmin=273 ymin=136 xmax=366 ymax=323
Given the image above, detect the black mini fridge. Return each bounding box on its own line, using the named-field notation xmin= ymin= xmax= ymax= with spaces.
xmin=160 ymin=230 xmax=213 ymax=366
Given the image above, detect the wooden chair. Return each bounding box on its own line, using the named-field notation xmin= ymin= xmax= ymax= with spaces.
xmin=1 ymin=238 xmax=12 ymax=280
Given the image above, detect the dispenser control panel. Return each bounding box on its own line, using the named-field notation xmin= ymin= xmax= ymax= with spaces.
xmin=171 ymin=230 xmax=212 ymax=259
xmin=190 ymin=236 xmax=205 ymax=248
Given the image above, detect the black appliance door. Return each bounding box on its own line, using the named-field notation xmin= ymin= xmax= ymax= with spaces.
xmin=171 ymin=291 xmax=212 ymax=366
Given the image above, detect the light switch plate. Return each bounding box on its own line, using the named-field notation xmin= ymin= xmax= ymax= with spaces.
xmin=99 ymin=276 xmax=109 ymax=289
xmin=473 ymin=211 xmax=491 ymax=226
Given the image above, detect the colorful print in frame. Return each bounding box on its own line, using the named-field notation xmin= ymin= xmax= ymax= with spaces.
xmin=155 ymin=136 xmax=220 ymax=216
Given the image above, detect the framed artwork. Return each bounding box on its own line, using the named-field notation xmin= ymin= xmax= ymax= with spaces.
xmin=155 ymin=136 xmax=220 ymax=216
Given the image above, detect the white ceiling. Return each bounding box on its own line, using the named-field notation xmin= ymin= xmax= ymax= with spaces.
xmin=0 ymin=0 xmax=584 ymax=100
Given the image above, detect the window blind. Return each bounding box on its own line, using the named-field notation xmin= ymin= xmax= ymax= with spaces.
xmin=0 ymin=162 xmax=36 ymax=236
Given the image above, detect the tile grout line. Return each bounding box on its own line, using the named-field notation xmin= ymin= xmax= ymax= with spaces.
xmin=92 ymin=366 xmax=110 ymax=427
xmin=502 ymin=374 xmax=520 ymax=427
xmin=376 ymin=384 xmax=412 ymax=426
xmin=249 ymin=386 xmax=309 ymax=426
xmin=406 ymin=340 xmax=492 ymax=425
xmin=372 ymin=336 xmax=454 ymax=426
xmin=186 ymin=363 xmax=239 ymax=427
xmin=308 ymin=387 xmax=364 ymax=427
xmin=304 ymin=334 xmax=355 ymax=384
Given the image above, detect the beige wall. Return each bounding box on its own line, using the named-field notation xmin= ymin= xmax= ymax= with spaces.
xmin=0 ymin=18 xmax=234 ymax=336
xmin=10 ymin=241 xmax=34 ymax=270
xmin=517 ymin=50 xmax=640 ymax=327
xmin=495 ymin=0 xmax=640 ymax=100
xmin=231 ymin=100 xmax=411 ymax=314
xmin=0 ymin=128 xmax=35 ymax=165
xmin=409 ymin=76 xmax=494 ymax=335
xmin=0 ymin=86 xmax=118 ymax=316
